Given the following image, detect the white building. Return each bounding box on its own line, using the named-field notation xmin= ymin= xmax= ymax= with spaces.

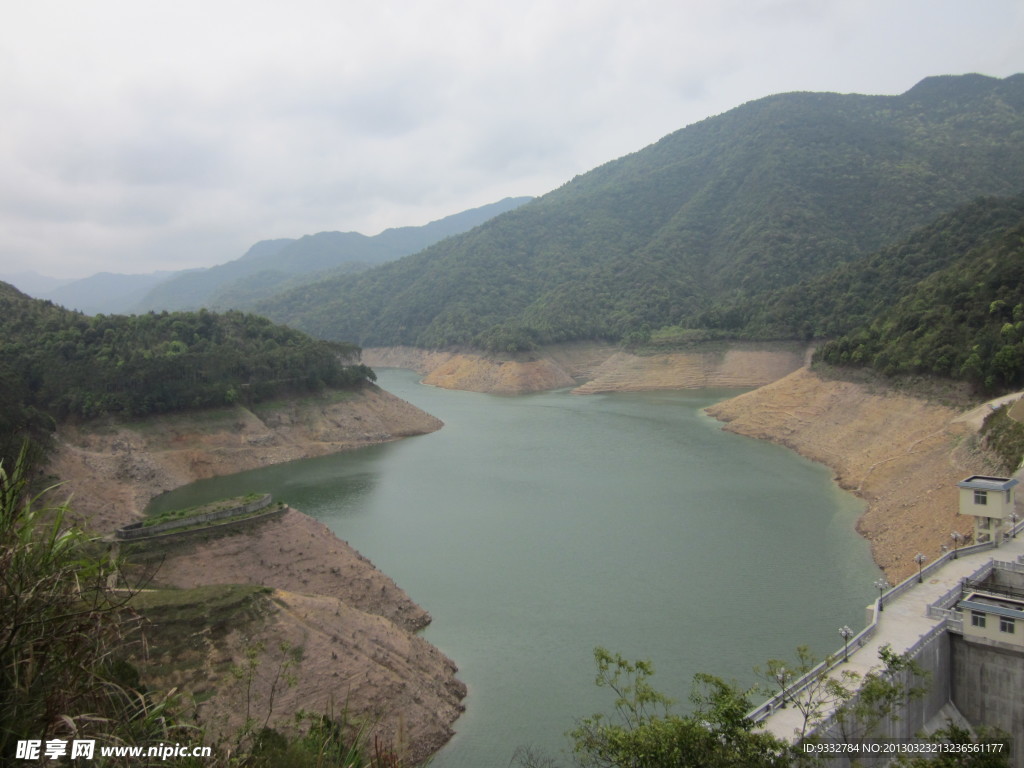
xmin=957 ymin=475 xmax=1019 ymax=546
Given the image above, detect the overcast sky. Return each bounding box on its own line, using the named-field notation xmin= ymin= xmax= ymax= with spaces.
xmin=2 ymin=0 xmax=1024 ymax=279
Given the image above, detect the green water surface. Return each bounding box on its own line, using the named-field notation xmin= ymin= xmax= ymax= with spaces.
xmin=147 ymin=369 xmax=878 ymax=767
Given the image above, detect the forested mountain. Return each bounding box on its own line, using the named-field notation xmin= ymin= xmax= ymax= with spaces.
xmin=255 ymin=74 xmax=1024 ymax=351
xmin=0 ymin=281 xmax=373 ymax=468
xmin=815 ymin=194 xmax=1024 ymax=391
xmin=697 ymin=194 xmax=1024 ymax=340
xmin=132 ymin=196 xmax=531 ymax=312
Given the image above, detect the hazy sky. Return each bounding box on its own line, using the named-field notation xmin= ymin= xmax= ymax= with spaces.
xmin=3 ymin=1 xmax=1024 ymax=279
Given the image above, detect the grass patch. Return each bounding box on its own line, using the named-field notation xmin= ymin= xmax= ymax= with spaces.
xmin=125 ymin=585 xmax=274 ymax=689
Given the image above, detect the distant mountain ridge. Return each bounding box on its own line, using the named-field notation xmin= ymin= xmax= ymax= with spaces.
xmin=132 ymin=196 xmax=532 ymax=312
xmin=43 ymin=270 xmax=186 ymax=315
xmin=254 ymin=73 xmax=1024 ymax=351
xmin=16 ymin=197 xmax=531 ymax=315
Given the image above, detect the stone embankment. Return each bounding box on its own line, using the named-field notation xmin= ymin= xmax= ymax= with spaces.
xmin=116 ymin=493 xmax=275 ymax=539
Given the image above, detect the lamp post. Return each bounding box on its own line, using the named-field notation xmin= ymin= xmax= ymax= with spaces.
xmin=951 ymin=531 xmax=963 ymax=559
xmin=915 ymin=552 xmax=927 ymax=583
xmin=874 ymin=577 xmax=890 ymax=612
xmin=775 ymin=667 xmax=789 ymax=708
xmin=839 ymin=625 xmax=853 ymax=663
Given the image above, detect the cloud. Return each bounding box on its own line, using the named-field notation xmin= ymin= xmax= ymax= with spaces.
xmin=1 ymin=0 xmax=1023 ymax=278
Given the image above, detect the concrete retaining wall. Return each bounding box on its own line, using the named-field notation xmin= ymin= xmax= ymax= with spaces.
xmin=118 ymin=503 xmax=287 ymax=545
xmin=951 ymin=634 xmax=1024 ymax=768
xmin=116 ymin=494 xmax=273 ymax=540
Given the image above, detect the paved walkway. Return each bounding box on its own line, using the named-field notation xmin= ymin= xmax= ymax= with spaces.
xmin=761 ymin=533 xmax=1024 ymax=741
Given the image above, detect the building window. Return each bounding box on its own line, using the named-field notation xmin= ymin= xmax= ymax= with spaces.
xmin=974 ymin=490 xmax=988 ymax=505
xmin=1000 ymin=616 xmax=1015 ymax=634
xmin=972 ymin=611 xmax=987 ymax=628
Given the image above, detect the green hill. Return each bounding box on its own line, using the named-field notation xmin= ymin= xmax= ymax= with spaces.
xmin=697 ymin=193 xmax=1024 ymax=340
xmin=255 ymin=74 xmax=1024 ymax=352
xmin=0 ymin=282 xmax=373 ymax=468
xmin=815 ymin=194 xmax=1024 ymax=391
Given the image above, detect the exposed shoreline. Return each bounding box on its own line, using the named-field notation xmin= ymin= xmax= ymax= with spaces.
xmin=706 ymin=367 xmax=1011 ymax=583
xmin=362 ymin=340 xmax=810 ymax=395
xmin=46 ymin=382 xmax=464 ymax=763
xmin=48 ymin=382 xmax=443 ymax=532
xmin=46 ymin=352 xmax=1014 ymax=759
xmin=364 ymin=343 xmax=1013 ymax=583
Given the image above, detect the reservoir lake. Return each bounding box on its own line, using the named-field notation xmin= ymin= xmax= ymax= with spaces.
xmin=148 ymin=368 xmax=879 ymax=767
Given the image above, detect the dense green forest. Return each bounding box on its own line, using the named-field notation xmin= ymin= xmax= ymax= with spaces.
xmin=815 ymin=199 xmax=1024 ymax=390
xmin=255 ymin=74 xmax=1024 ymax=353
xmin=0 ymin=282 xmax=373 ymax=468
xmin=697 ymin=193 xmax=1024 ymax=340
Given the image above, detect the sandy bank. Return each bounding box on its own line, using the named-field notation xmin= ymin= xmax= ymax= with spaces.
xmin=362 ymin=341 xmax=809 ymax=395
xmin=706 ymin=367 xmax=1009 ymax=582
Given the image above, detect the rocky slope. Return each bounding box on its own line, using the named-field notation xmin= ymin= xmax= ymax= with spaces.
xmin=129 ymin=580 xmax=465 ymax=764
xmin=706 ymin=367 xmax=1011 ymax=582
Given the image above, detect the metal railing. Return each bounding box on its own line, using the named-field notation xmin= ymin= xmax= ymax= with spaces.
xmin=747 ymin=537 xmax=1005 ymax=725
xmin=746 ymin=512 xmax=1024 ymax=727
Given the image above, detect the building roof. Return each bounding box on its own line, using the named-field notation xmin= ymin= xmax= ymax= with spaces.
xmin=960 ymin=593 xmax=1024 ymax=620
xmin=957 ymin=475 xmax=1020 ymax=492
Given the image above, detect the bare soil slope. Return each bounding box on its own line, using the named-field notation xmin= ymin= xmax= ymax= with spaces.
xmin=129 ymin=508 xmax=431 ymax=632
xmin=706 ymin=368 xmax=1007 ymax=582
xmin=362 ymin=341 xmax=808 ymax=395
xmin=572 ymin=343 xmax=808 ymax=394
xmin=129 ymin=584 xmax=465 ymax=764
xmin=49 ymin=383 xmax=442 ymax=533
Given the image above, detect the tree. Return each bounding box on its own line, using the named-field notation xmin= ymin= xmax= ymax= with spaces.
xmin=567 ymin=647 xmax=793 ymax=768
xmin=537 ymin=644 xmax=1006 ymax=768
